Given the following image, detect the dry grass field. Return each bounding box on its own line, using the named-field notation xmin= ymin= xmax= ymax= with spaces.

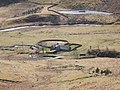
xmin=0 ymin=25 xmax=120 ymax=90
xmin=0 ymin=25 xmax=120 ymax=51
xmin=0 ymin=58 xmax=120 ymax=90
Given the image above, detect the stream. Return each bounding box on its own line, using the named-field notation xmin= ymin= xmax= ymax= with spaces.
xmin=0 ymin=24 xmax=102 ymax=32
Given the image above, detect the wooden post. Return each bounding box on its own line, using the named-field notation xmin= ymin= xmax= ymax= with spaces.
xmin=90 ymin=46 xmax=92 ymax=50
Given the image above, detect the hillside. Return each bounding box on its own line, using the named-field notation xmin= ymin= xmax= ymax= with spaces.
xmin=0 ymin=0 xmax=120 ymax=28
xmin=29 ymin=0 xmax=120 ymax=14
xmin=0 ymin=0 xmax=26 ymax=7
xmin=1 ymin=0 xmax=120 ymax=14
xmin=60 ymin=0 xmax=120 ymax=14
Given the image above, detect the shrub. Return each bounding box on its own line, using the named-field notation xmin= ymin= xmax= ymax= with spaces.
xmin=104 ymin=69 xmax=112 ymax=76
xmin=95 ymin=67 xmax=100 ymax=74
xmin=101 ymin=70 xmax=104 ymax=74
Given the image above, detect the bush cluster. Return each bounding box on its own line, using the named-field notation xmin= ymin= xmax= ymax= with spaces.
xmin=93 ymin=67 xmax=112 ymax=76
xmin=22 ymin=6 xmax=43 ymax=15
xmin=87 ymin=49 xmax=120 ymax=58
xmin=14 ymin=6 xmax=44 ymax=17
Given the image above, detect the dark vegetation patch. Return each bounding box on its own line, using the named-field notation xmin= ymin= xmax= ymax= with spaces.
xmin=10 ymin=14 xmax=61 ymax=25
xmin=0 ymin=0 xmax=26 ymax=7
xmin=90 ymin=67 xmax=112 ymax=76
xmin=87 ymin=49 xmax=120 ymax=58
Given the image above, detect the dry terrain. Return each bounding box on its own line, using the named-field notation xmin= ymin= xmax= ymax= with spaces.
xmin=0 ymin=25 xmax=120 ymax=90
xmin=0 ymin=58 xmax=120 ymax=90
xmin=0 ymin=0 xmax=120 ymax=90
xmin=0 ymin=0 xmax=120 ymax=29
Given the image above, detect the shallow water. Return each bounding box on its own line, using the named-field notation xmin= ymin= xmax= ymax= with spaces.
xmin=58 ymin=10 xmax=112 ymax=15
